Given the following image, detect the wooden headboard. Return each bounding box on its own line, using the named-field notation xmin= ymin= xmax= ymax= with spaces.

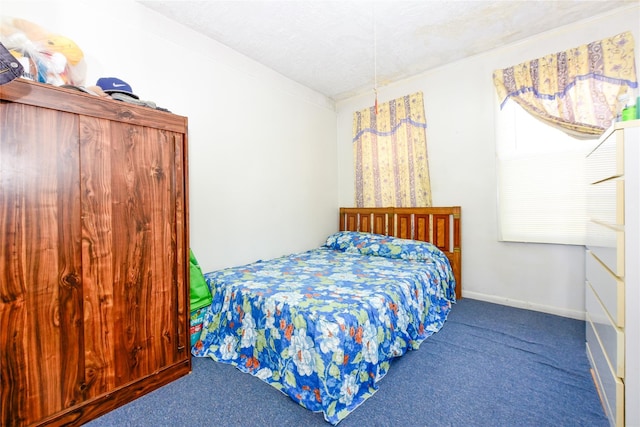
xmin=339 ymin=207 xmax=461 ymax=300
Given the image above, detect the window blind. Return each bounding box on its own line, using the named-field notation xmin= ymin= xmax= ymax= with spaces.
xmin=495 ymin=99 xmax=598 ymax=245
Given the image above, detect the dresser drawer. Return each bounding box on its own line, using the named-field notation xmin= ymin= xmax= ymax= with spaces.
xmin=586 ymin=221 xmax=624 ymax=277
xmin=586 ymin=283 xmax=624 ymax=377
xmin=586 ymin=128 xmax=623 ymax=184
xmin=586 ymin=328 xmax=624 ymax=427
xmin=587 ymin=179 xmax=624 ymax=226
xmin=585 ymin=251 xmax=624 ymax=327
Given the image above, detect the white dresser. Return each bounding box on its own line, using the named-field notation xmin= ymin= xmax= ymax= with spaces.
xmin=585 ymin=119 xmax=639 ymax=427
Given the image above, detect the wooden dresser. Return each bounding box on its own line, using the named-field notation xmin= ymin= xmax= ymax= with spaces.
xmin=0 ymin=79 xmax=191 ymax=426
xmin=585 ymin=119 xmax=639 ymax=427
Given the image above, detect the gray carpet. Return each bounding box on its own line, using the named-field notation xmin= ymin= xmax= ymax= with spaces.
xmin=86 ymin=299 xmax=608 ymax=426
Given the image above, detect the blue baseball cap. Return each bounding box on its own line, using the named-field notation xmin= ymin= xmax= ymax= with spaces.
xmin=96 ymin=77 xmax=139 ymax=99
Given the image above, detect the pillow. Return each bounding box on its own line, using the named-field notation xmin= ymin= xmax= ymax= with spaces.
xmin=324 ymin=231 xmax=445 ymax=262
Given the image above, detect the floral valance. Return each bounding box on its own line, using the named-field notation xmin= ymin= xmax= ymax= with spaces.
xmin=493 ymin=31 xmax=638 ymax=136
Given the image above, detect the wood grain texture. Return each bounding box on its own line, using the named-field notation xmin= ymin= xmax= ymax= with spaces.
xmin=82 ymin=120 xmax=183 ymax=387
xmin=0 ymin=102 xmax=84 ymax=424
xmin=41 ymin=360 xmax=190 ymax=426
xmin=1 ymin=79 xmax=190 ymax=426
xmin=173 ymin=132 xmax=189 ymax=355
xmin=80 ymin=116 xmax=117 ymax=399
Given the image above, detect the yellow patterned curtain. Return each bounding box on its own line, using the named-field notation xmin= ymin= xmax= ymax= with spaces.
xmin=352 ymin=91 xmax=431 ymax=207
xmin=493 ymin=31 xmax=638 ymax=136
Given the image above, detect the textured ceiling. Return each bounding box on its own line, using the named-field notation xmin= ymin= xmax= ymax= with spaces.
xmin=139 ymin=1 xmax=635 ymax=102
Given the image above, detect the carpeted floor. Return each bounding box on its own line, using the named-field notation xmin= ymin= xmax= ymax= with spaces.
xmin=86 ymin=299 xmax=608 ymax=426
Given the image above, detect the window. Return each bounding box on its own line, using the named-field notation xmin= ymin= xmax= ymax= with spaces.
xmin=495 ymin=98 xmax=598 ymax=245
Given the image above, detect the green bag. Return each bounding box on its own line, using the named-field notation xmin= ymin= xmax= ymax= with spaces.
xmin=190 ymin=249 xmax=212 ymax=311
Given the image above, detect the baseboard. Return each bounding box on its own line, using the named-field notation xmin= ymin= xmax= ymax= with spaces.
xmin=462 ymin=291 xmax=586 ymax=320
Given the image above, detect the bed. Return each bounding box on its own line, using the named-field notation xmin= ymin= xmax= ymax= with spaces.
xmin=192 ymin=207 xmax=461 ymax=424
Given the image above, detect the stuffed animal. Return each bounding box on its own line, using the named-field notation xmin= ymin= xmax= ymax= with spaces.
xmin=0 ymin=17 xmax=86 ymax=86
xmin=38 ymin=34 xmax=86 ymax=85
xmin=42 ymin=34 xmax=83 ymax=65
xmin=0 ymin=17 xmax=48 ymax=40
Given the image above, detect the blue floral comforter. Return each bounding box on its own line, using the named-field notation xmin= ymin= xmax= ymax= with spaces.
xmin=192 ymin=231 xmax=456 ymax=424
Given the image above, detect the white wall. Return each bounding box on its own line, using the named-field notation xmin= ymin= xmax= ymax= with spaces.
xmin=2 ymin=0 xmax=339 ymax=273
xmin=336 ymin=4 xmax=640 ymax=319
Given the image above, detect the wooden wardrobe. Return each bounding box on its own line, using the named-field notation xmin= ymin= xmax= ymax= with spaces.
xmin=0 ymin=79 xmax=191 ymax=426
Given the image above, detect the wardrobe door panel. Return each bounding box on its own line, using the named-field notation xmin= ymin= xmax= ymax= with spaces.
xmin=80 ymin=116 xmax=117 ymax=399
xmin=81 ymin=118 xmax=182 ymax=389
xmin=0 ymin=103 xmax=83 ymax=426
